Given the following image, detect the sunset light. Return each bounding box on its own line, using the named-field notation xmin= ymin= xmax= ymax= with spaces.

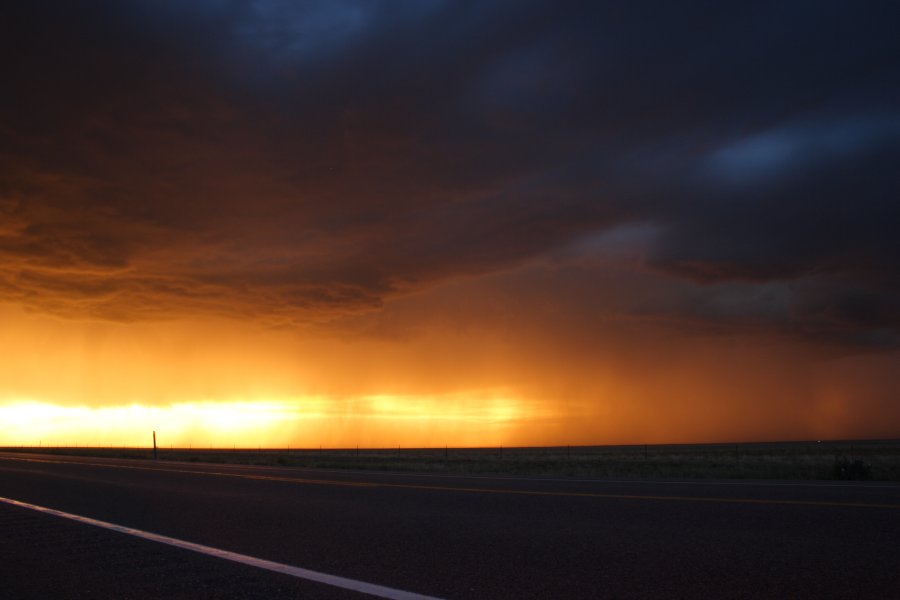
xmin=0 ymin=390 xmax=538 ymax=449
xmin=0 ymin=1 xmax=897 ymax=451
xmin=2 ymin=4 xmax=899 ymax=598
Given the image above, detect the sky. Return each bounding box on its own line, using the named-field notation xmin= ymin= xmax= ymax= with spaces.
xmin=1 ymin=1 xmax=899 ymax=448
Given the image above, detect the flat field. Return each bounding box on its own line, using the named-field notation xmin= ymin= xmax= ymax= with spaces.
xmin=4 ymin=439 xmax=898 ymax=480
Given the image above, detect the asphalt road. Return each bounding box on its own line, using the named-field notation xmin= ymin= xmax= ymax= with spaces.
xmin=0 ymin=452 xmax=897 ymax=599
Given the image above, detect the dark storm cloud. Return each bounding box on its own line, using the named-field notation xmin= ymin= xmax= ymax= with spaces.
xmin=1 ymin=1 xmax=899 ymax=344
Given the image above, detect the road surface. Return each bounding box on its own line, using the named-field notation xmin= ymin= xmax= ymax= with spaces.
xmin=0 ymin=451 xmax=897 ymax=598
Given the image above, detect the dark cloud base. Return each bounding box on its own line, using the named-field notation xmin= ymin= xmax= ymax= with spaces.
xmin=2 ymin=1 xmax=899 ymax=348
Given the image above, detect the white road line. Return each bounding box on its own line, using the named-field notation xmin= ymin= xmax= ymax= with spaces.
xmin=0 ymin=495 xmax=442 ymax=600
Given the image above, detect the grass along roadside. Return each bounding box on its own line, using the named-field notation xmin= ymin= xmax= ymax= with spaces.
xmin=2 ymin=440 xmax=898 ymax=481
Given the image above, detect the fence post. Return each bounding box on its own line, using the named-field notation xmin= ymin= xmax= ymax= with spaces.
xmin=153 ymin=431 xmax=158 ymax=460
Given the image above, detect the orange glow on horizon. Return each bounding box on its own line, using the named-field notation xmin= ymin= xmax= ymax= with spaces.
xmin=3 ymin=5 xmax=900 ymax=458
xmin=1 ymin=303 xmax=898 ymax=449
xmin=0 ymin=391 xmax=540 ymax=449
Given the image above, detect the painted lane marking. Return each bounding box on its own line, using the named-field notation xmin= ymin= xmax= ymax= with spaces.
xmin=1 ymin=455 xmax=897 ymax=510
xmin=251 ymin=466 xmax=900 ymax=489
xmin=0 ymin=496 xmax=440 ymax=600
